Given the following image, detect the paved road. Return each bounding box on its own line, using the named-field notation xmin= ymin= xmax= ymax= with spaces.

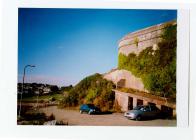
xmin=40 ymin=106 xmax=176 ymax=126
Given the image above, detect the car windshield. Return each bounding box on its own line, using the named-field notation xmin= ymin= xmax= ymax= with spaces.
xmin=87 ymin=104 xmax=96 ymax=109
xmin=140 ymin=106 xmax=150 ymax=112
xmin=133 ymin=106 xmax=143 ymax=110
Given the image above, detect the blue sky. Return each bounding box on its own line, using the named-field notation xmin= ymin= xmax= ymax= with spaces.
xmin=18 ymin=8 xmax=177 ymax=86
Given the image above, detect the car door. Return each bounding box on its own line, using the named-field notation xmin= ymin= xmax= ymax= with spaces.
xmin=82 ymin=105 xmax=88 ymax=112
xmin=149 ymin=105 xmax=160 ymax=118
xmin=141 ymin=106 xmax=151 ymax=118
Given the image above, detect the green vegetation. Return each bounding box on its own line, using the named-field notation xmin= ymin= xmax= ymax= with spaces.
xmin=60 ymin=85 xmax=73 ymax=92
xmin=21 ymin=93 xmax=64 ymax=103
xmin=17 ymin=106 xmax=51 ymax=125
xmin=60 ymin=73 xmax=115 ymax=111
xmin=17 ymin=109 xmax=66 ymax=125
xmin=134 ymin=37 xmax=139 ymax=47
xmin=118 ymin=24 xmax=177 ymax=98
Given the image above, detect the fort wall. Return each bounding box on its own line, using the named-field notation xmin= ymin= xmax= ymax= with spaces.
xmin=104 ymin=20 xmax=176 ymax=93
xmin=118 ymin=20 xmax=176 ymax=56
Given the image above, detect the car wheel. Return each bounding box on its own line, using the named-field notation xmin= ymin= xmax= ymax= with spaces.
xmin=136 ymin=115 xmax=142 ymax=121
xmin=127 ymin=117 xmax=131 ymax=120
xmin=80 ymin=110 xmax=83 ymax=114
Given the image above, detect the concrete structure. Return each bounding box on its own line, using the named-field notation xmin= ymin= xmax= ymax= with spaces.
xmin=103 ymin=69 xmax=148 ymax=92
xmin=118 ymin=20 xmax=176 ymax=56
xmin=114 ymin=90 xmax=176 ymax=117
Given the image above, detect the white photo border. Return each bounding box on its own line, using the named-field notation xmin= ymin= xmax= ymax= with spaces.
xmin=0 ymin=0 xmax=194 ymax=140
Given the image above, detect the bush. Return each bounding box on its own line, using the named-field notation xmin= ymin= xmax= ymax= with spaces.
xmin=23 ymin=111 xmax=46 ymax=121
xmin=47 ymin=113 xmax=55 ymax=121
xmin=60 ymin=85 xmax=73 ymax=92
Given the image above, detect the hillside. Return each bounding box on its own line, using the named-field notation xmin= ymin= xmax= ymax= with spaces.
xmin=60 ymin=73 xmax=115 ymax=111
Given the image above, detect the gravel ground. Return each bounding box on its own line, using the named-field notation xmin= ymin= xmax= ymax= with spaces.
xmin=40 ymin=106 xmax=176 ymax=126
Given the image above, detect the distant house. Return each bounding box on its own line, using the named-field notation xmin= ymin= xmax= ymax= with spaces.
xmin=43 ymin=87 xmax=51 ymax=94
xmin=34 ymin=90 xmax=40 ymax=95
xmin=17 ymin=83 xmax=59 ymax=95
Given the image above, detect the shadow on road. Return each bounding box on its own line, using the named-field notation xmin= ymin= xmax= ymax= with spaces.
xmin=97 ymin=111 xmax=113 ymax=115
xmin=82 ymin=111 xmax=113 ymax=115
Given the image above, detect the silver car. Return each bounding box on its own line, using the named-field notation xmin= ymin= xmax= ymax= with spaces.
xmin=124 ymin=105 xmax=161 ymax=121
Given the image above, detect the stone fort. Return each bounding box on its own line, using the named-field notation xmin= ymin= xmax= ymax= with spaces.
xmin=104 ymin=20 xmax=176 ymax=92
xmin=104 ymin=20 xmax=176 ymax=116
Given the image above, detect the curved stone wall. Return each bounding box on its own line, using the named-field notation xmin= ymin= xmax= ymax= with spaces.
xmin=118 ymin=20 xmax=176 ymax=56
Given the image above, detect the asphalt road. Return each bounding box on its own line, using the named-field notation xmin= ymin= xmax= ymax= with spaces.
xmin=40 ymin=106 xmax=176 ymax=126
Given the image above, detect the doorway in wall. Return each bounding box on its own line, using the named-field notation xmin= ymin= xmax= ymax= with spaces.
xmin=128 ymin=97 xmax=133 ymax=110
xmin=137 ymin=99 xmax=143 ymax=106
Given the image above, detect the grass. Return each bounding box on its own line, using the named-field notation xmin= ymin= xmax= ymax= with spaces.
xmin=21 ymin=93 xmax=65 ymax=103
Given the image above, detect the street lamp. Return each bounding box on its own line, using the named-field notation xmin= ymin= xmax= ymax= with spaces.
xmin=18 ymin=65 xmax=35 ymax=118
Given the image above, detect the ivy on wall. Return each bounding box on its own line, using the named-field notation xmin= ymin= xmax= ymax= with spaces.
xmin=118 ymin=24 xmax=177 ymax=98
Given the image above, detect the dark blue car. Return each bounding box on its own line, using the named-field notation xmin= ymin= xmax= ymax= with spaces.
xmin=80 ymin=104 xmax=100 ymax=115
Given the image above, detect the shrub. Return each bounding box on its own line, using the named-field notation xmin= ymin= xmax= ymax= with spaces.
xmin=47 ymin=113 xmax=55 ymax=121
xmin=134 ymin=37 xmax=139 ymax=47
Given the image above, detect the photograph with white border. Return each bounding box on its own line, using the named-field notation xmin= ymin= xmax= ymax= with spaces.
xmin=0 ymin=0 xmax=195 ymax=140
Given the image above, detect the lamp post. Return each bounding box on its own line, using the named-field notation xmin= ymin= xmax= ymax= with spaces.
xmin=18 ymin=65 xmax=35 ymax=118
xmin=35 ymin=87 xmax=40 ymax=110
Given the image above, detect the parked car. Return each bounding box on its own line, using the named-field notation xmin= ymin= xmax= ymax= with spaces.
xmin=124 ymin=105 xmax=161 ymax=121
xmin=80 ymin=104 xmax=101 ymax=115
